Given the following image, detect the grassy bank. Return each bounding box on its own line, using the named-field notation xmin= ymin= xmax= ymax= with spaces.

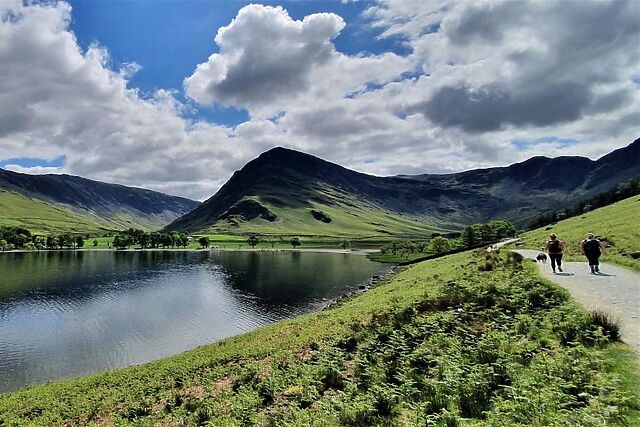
xmin=1 ymin=249 xmax=637 ymax=426
xmin=518 ymin=195 xmax=640 ymax=271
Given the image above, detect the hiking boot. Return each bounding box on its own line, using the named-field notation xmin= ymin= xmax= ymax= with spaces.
xmin=558 ymin=267 xmax=563 ymax=272
xmin=595 ymin=266 xmax=600 ymax=273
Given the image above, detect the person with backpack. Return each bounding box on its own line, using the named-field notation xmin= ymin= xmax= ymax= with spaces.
xmin=581 ymin=233 xmax=607 ymax=273
xmin=544 ymin=233 xmax=565 ymax=273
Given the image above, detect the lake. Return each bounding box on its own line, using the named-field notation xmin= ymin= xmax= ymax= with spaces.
xmin=0 ymin=250 xmax=388 ymax=392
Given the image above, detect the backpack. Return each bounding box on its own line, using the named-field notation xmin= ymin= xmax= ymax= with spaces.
xmin=583 ymin=239 xmax=600 ymax=255
xmin=548 ymin=240 xmax=561 ymax=253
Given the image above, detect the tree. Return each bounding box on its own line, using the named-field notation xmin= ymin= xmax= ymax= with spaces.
xmin=178 ymin=233 xmax=189 ymax=248
xmin=428 ymin=236 xmax=450 ymax=254
xmin=57 ymin=234 xmax=73 ymax=249
xmin=341 ymin=240 xmax=351 ymax=250
xmin=75 ymin=236 xmax=85 ymax=249
xmin=198 ymin=236 xmax=210 ymax=249
xmin=489 ymin=220 xmax=517 ymax=239
xmin=33 ymin=236 xmax=46 ymax=251
xmin=46 ymin=235 xmax=57 ymax=250
xmin=290 ymin=237 xmax=301 ymax=250
xmin=138 ymin=232 xmax=150 ymax=249
xmin=460 ymin=225 xmax=478 ymax=247
xmin=247 ymin=234 xmax=260 ymax=249
xmin=93 ymin=239 xmax=99 ymax=247
xmin=0 ymin=239 xmax=9 ymax=251
xmin=0 ymin=226 xmax=32 ymax=249
xmin=169 ymin=232 xmax=181 ymax=248
xmin=126 ymin=228 xmax=145 ymax=244
xmin=150 ymin=232 xmax=162 ymax=248
xmin=478 ymin=223 xmax=496 ymax=244
xmin=160 ymin=233 xmax=173 ymax=248
xmin=113 ymin=234 xmax=133 ymax=250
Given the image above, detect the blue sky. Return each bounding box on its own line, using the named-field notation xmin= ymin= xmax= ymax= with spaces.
xmin=1 ymin=1 xmax=637 ymax=199
xmin=68 ymin=0 xmax=409 ymax=126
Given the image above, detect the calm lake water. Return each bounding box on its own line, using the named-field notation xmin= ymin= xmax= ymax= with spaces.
xmin=0 ymin=250 xmax=388 ymax=392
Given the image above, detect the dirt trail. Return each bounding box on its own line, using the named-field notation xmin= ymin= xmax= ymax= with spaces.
xmin=516 ymin=249 xmax=640 ymax=353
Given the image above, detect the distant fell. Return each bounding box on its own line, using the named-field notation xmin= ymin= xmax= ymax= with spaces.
xmin=167 ymin=139 xmax=639 ymax=236
xmin=0 ymin=169 xmax=199 ymax=233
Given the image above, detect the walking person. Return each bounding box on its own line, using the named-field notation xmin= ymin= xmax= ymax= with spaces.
xmin=581 ymin=233 xmax=607 ymax=274
xmin=544 ymin=233 xmax=565 ymax=273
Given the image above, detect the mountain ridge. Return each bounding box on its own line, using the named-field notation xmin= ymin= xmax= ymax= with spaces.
xmin=167 ymin=139 xmax=639 ymax=235
xmin=0 ymin=168 xmax=200 ymax=232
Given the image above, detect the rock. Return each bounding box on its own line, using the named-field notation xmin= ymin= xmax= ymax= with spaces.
xmin=630 ymin=251 xmax=640 ymax=259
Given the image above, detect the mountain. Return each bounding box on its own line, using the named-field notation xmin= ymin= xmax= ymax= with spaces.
xmin=0 ymin=169 xmax=199 ymax=233
xmin=167 ymin=139 xmax=639 ymax=237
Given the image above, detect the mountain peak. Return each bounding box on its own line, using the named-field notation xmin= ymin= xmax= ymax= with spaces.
xmin=252 ymin=146 xmax=326 ymax=167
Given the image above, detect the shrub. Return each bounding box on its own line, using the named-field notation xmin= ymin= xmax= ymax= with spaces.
xmin=589 ymin=309 xmax=621 ymax=342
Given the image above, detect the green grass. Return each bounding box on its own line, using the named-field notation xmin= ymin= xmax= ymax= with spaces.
xmin=0 ymin=190 xmax=111 ymax=234
xmin=368 ymin=250 xmax=432 ymax=263
xmin=0 ymin=190 xmax=176 ymax=235
xmin=1 ymin=249 xmax=637 ymax=425
xmin=197 ymin=190 xmax=453 ymax=240
xmin=518 ymin=195 xmax=640 ymax=270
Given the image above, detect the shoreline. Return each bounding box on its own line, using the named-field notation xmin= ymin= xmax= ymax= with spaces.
xmin=0 ymin=247 xmax=380 ymax=255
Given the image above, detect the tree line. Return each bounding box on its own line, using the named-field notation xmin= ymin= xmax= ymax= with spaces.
xmin=111 ymin=228 xmax=189 ymax=250
xmin=0 ymin=226 xmax=86 ymax=251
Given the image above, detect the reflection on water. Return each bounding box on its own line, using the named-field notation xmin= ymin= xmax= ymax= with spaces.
xmin=0 ymin=250 xmax=388 ymax=392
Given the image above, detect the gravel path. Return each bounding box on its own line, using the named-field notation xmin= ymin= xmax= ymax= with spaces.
xmin=516 ymin=249 xmax=640 ymax=353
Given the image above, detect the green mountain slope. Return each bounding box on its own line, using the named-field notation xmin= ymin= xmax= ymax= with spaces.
xmin=519 ymin=194 xmax=640 ymax=270
xmin=0 ymin=169 xmax=200 ymax=232
xmin=0 ymin=190 xmax=108 ymax=233
xmin=168 ymin=139 xmax=640 ymax=236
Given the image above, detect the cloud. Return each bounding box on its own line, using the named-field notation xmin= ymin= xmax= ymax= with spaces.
xmin=0 ymin=1 xmax=638 ymax=204
xmin=184 ymin=5 xmax=346 ymax=112
xmin=0 ymin=2 xmax=249 ymax=200
xmin=368 ymin=0 xmax=640 ymax=134
xmin=2 ymin=165 xmax=63 ymax=175
xmin=185 ymin=4 xmax=413 ymax=118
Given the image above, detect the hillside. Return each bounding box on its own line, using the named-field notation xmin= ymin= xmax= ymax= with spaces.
xmin=167 ymin=139 xmax=640 ymax=236
xmin=0 ymin=169 xmax=200 ymax=232
xmin=518 ymin=195 xmax=640 ymax=270
xmin=1 ymin=249 xmax=637 ymax=424
xmin=0 ymin=190 xmax=109 ymax=234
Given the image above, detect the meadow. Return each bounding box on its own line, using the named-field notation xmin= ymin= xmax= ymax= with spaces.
xmin=1 ymin=248 xmax=637 ymax=425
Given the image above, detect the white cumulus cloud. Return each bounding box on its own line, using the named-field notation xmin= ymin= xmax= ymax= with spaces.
xmin=0 ymin=1 xmax=638 ymax=202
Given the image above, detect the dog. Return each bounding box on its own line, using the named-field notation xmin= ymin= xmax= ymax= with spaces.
xmin=536 ymin=253 xmax=548 ymax=264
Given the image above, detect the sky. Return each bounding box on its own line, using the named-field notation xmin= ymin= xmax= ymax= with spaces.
xmin=0 ymin=0 xmax=638 ymax=201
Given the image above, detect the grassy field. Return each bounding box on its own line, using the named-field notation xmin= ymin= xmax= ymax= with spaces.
xmin=1 ymin=249 xmax=637 ymax=425
xmin=518 ymin=195 xmax=640 ymax=270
